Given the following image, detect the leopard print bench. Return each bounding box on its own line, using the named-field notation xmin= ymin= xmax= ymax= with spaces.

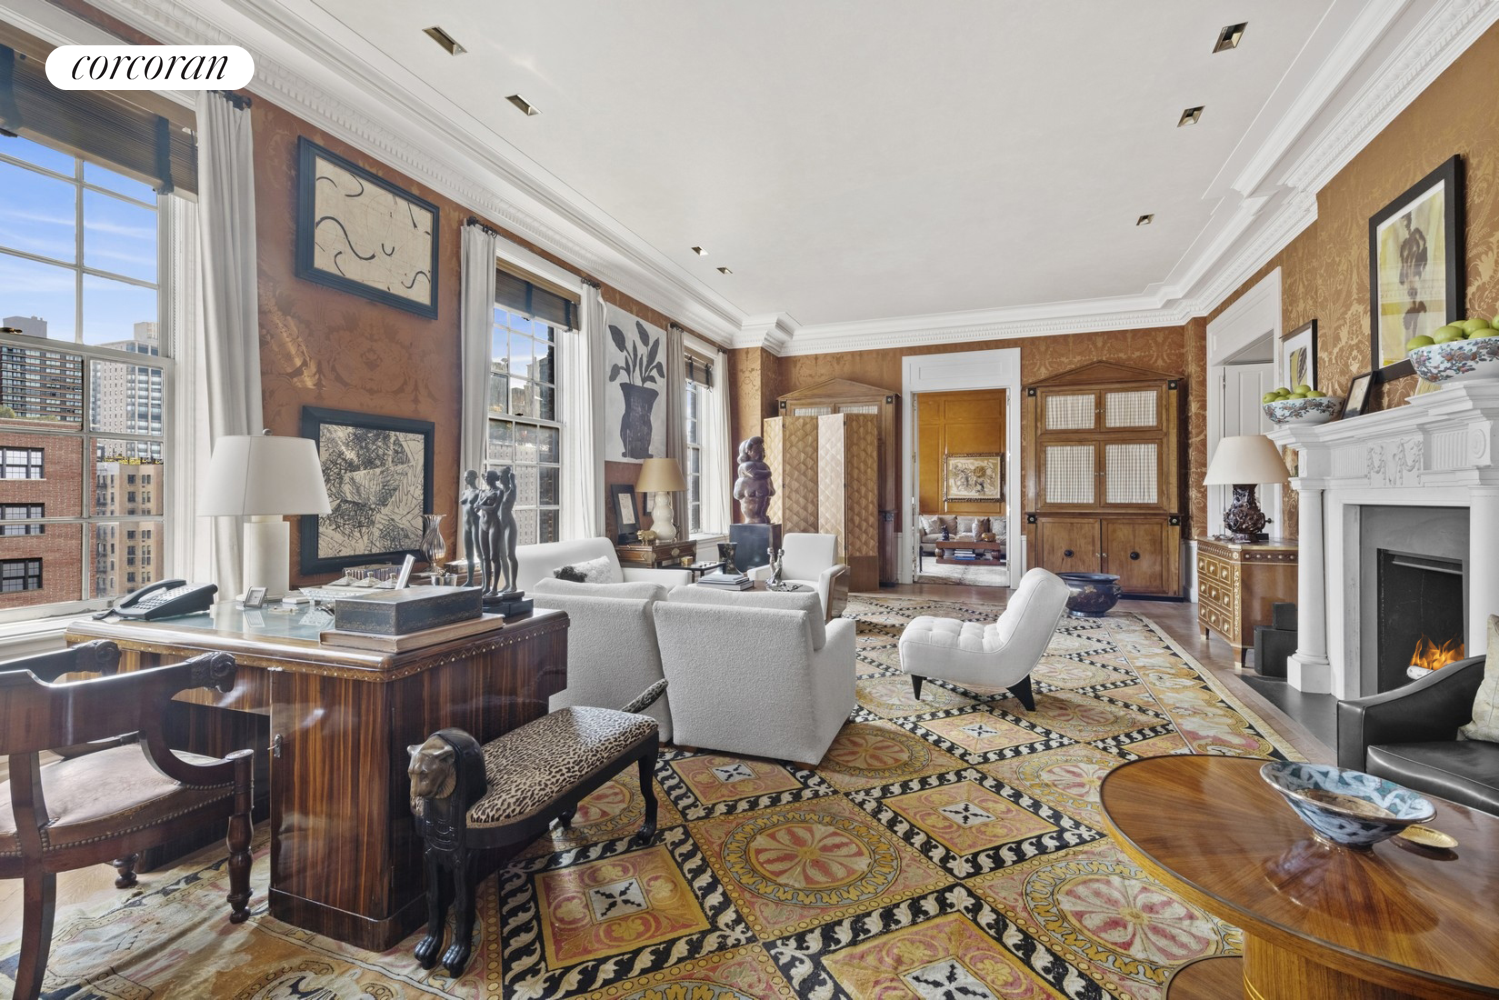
xmin=407 ymin=680 xmax=665 ymax=977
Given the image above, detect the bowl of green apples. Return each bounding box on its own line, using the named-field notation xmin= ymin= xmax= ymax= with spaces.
xmin=1262 ymin=385 xmax=1342 ymax=425
xmin=1405 ymin=319 xmax=1499 ymax=384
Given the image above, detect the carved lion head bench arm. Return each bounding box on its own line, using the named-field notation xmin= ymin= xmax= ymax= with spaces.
xmin=405 ymin=679 xmax=666 ymax=977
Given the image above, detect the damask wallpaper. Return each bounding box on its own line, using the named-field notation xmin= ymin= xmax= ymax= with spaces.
xmin=1207 ymin=19 xmax=1499 ymax=538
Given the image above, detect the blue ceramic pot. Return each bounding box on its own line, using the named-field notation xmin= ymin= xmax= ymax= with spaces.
xmin=1058 ymin=572 xmax=1122 ymax=618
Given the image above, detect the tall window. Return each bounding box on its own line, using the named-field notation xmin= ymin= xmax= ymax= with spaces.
xmin=684 ymin=378 xmax=702 ymax=535
xmin=487 ymin=308 xmax=561 ymax=545
xmin=0 ymin=134 xmax=169 ymax=614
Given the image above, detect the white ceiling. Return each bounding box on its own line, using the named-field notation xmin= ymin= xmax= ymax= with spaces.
xmin=303 ymin=1 xmax=1334 ymax=327
xmin=15 ymin=0 xmax=1493 ymax=349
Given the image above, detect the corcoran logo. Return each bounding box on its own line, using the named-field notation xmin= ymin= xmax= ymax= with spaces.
xmin=45 ymin=45 xmax=254 ymax=90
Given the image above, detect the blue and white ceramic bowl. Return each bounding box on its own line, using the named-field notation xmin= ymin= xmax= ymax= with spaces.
xmin=1262 ymin=396 xmax=1343 ymax=425
xmin=1407 ymin=338 xmax=1499 ymax=384
xmin=1260 ymin=762 xmax=1434 ymax=850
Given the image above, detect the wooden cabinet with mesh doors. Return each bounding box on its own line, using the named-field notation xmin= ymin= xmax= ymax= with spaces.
xmin=1024 ymin=361 xmax=1183 ymax=598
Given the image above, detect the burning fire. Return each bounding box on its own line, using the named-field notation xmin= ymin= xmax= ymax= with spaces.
xmin=1410 ymin=634 xmax=1466 ymax=672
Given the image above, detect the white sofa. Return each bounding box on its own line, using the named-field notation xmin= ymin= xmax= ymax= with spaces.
xmin=514 ymin=537 xmax=692 ymax=593
xmin=532 ymin=578 xmax=674 ymax=740
xmin=652 ymin=585 xmax=856 ymax=765
xmin=898 ymin=567 xmax=1068 ymax=710
xmin=917 ymin=514 xmax=1005 ymax=570
xmin=747 ymin=532 xmax=850 ymax=620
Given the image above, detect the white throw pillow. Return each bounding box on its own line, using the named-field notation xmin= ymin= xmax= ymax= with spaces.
xmin=553 ymin=554 xmax=617 ymax=585
xmin=1458 ymin=614 xmax=1499 ymax=743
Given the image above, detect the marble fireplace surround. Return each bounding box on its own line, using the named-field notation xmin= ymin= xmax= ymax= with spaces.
xmin=1268 ymin=382 xmax=1499 ymax=698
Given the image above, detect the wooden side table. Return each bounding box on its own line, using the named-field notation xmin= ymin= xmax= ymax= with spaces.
xmin=1196 ymin=537 xmax=1296 ymax=666
xmin=616 ymin=539 xmax=696 ymax=569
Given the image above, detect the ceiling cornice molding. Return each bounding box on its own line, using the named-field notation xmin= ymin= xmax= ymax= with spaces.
xmin=1280 ymin=0 xmax=1499 ymax=196
xmin=87 ymin=0 xmax=747 ymax=346
xmin=68 ymin=0 xmax=1499 ymax=360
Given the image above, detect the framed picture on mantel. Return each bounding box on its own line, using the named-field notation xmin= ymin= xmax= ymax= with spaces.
xmin=1369 ymin=155 xmax=1464 ymax=382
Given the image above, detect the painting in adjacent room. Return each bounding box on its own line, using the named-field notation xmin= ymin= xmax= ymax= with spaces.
xmin=944 ymin=453 xmax=1003 ymax=502
xmin=604 ymin=304 xmax=667 ymax=462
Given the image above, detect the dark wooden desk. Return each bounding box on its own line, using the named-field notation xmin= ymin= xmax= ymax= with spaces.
xmin=1101 ymin=755 xmax=1499 ymax=1000
xmin=66 ymin=606 xmax=567 ymax=951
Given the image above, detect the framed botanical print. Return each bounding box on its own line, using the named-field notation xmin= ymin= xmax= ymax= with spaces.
xmin=296 ymin=137 xmax=440 ymax=318
xmin=943 ymin=453 xmax=1003 ymax=502
xmin=610 ymin=483 xmax=640 ymax=544
xmin=1280 ymin=320 xmax=1317 ymax=390
xmin=299 ymin=407 xmax=435 ymax=575
xmin=1369 ymin=155 xmax=1464 ymax=382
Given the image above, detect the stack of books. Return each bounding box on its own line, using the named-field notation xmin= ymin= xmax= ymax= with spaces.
xmin=698 ymin=570 xmax=752 ymax=591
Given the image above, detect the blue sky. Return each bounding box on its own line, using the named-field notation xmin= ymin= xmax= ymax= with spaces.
xmin=0 ymin=135 xmax=158 ymax=346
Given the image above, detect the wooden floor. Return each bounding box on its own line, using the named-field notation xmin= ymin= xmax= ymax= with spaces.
xmin=887 ymin=582 xmax=1332 ymax=764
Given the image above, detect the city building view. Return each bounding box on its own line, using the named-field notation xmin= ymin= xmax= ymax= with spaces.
xmin=0 ymin=138 xmax=165 ymax=612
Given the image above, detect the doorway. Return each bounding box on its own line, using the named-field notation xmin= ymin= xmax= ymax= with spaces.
xmin=899 ymin=348 xmax=1022 ymax=586
xmin=913 ymin=389 xmax=1008 ymax=587
xmin=1204 ymin=269 xmax=1284 ymax=598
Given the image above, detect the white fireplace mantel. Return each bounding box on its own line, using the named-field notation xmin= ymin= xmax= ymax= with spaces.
xmin=1267 ymin=381 xmax=1499 ymax=698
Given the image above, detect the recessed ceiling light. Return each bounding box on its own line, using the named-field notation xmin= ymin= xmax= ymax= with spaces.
xmin=691 ymin=246 xmax=707 ymax=256
xmin=506 ymin=94 xmax=540 ymax=116
xmin=423 ymin=26 xmax=466 ymax=56
xmin=1137 ymin=214 xmax=1154 ymax=226
xmin=717 ymin=266 xmax=733 ymax=275
xmin=1178 ymin=106 xmax=1204 ymax=127
xmin=1213 ymin=22 xmax=1247 ymax=53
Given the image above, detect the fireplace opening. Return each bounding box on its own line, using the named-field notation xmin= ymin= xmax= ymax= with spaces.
xmin=1376 ymin=550 xmax=1466 ymax=693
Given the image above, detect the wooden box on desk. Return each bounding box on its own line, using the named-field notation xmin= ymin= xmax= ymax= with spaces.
xmin=332 ymin=585 xmax=481 ymax=635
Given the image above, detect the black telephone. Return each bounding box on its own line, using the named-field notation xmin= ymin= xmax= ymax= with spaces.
xmin=103 ymin=579 xmax=218 ymax=620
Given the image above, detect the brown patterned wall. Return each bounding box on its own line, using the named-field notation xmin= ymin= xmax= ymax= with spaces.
xmin=1203 ymin=20 xmax=1499 ymax=539
xmin=249 ymin=102 xmax=703 ymax=582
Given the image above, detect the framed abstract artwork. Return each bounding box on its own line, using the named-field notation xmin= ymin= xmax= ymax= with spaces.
xmin=943 ymin=453 xmax=1003 ymax=502
xmin=1369 ymin=155 xmax=1463 ymax=382
xmin=1280 ymin=319 xmax=1317 ymax=391
xmin=296 ymin=137 xmax=440 ymax=318
xmin=299 ymin=407 xmax=435 ymax=575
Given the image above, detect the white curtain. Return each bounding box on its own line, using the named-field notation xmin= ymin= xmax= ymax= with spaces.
xmin=195 ymin=91 xmax=261 ymax=601
xmin=700 ymin=347 xmax=733 ymax=534
xmin=164 ymin=195 xmax=213 ymax=584
xmin=561 ymin=282 xmax=605 ymax=539
xmin=663 ymin=325 xmax=688 ymax=536
xmin=458 ymin=223 xmax=498 ymax=557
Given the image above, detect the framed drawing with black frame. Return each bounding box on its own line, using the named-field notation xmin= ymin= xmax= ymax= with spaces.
xmin=1342 ymin=372 xmax=1376 ymax=420
xmin=296 ymin=137 xmax=440 ymax=318
xmin=610 ymin=483 xmax=640 ymax=544
xmin=1280 ymin=319 xmax=1317 ymax=391
xmin=1369 ymin=155 xmax=1464 ymax=382
xmin=298 ymin=407 xmax=435 ymax=576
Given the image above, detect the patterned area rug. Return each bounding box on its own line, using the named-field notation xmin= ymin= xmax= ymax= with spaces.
xmin=1 ymin=596 xmax=1300 ymax=999
xmin=913 ymin=559 xmax=1008 ymax=586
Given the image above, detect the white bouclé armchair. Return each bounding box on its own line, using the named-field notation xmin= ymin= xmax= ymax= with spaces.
xmin=898 ymin=567 xmax=1070 ymax=710
xmin=747 ymin=533 xmax=850 ymax=620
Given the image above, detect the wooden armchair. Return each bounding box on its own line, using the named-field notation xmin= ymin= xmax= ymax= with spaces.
xmin=1 ymin=641 xmax=254 ymax=1000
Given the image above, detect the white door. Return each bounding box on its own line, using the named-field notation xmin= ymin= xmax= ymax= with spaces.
xmin=1210 ymin=363 xmax=1280 ymax=536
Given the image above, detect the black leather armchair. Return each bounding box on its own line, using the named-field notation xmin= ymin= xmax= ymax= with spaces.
xmin=1337 ymin=655 xmax=1498 ymax=816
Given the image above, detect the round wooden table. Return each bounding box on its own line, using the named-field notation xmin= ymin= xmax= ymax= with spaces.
xmin=1100 ymin=755 xmax=1499 ymax=1000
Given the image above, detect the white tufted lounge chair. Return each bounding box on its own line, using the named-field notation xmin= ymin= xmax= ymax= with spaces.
xmin=897 ymin=567 xmax=1070 ymax=710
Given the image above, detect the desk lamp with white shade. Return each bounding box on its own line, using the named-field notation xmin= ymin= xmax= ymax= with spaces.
xmin=200 ymin=432 xmax=332 ymax=600
xmin=1203 ymin=434 xmax=1290 ymax=542
xmin=635 ymin=457 xmax=687 ymax=543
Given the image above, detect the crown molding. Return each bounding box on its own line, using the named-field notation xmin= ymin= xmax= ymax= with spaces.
xmin=86 ymin=0 xmax=747 ymax=346
xmin=65 ymin=0 xmax=1499 ymax=360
